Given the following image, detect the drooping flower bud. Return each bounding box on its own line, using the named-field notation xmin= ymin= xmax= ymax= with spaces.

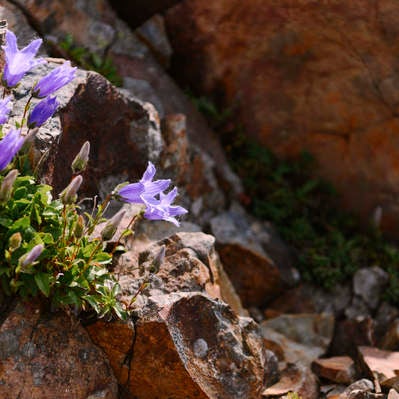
xmin=71 ymin=141 xmax=90 ymax=174
xmin=0 ymin=168 xmax=18 ymax=203
xmin=101 ymin=209 xmax=126 ymax=241
xmin=74 ymin=215 xmax=85 ymax=239
xmin=59 ymin=175 xmax=83 ymax=205
xmin=8 ymin=232 xmax=22 ymax=251
xmin=20 ymin=244 xmax=44 ymax=268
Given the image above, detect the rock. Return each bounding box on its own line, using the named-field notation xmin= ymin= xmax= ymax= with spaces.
xmin=260 ymin=313 xmax=334 ymax=367
xmin=312 ymin=356 xmax=356 ymax=384
xmin=0 ymin=301 xmax=117 ymax=399
xmin=353 ymin=267 xmax=389 ymax=310
xmin=88 ymin=292 xmax=266 ymax=399
xmin=375 ymin=302 xmax=399 ymax=343
xmin=330 ymin=318 xmax=375 ymax=357
xmin=380 ymin=319 xmax=399 ymax=351
xmin=262 ymin=364 xmax=319 ymax=399
xmin=357 ymin=346 xmax=399 ymax=389
xmin=345 ymin=296 xmax=372 ymax=320
xmin=110 ymin=0 xmax=183 ymax=28
xmin=388 ymin=389 xmax=399 ymax=399
xmin=210 ymin=202 xmax=298 ymax=307
xmin=337 ymin=379 xmax=374 ymax=399
xmin=165 ymin=0 xmax=399 ymax=235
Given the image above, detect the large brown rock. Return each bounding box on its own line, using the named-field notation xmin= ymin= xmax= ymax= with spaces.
xmin=165 ymin=0 xmax=399 ymax=234
xmin=0 ymin=301 xmax=117 ymax=399
xmin=88 ymin=292 xmax=266 ymax=399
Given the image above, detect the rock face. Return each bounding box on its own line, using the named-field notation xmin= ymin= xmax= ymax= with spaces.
xmin=0 ymin=301 xmax=117 ymax=399
xmin=165 ymin=0 xmax=399 ymax=234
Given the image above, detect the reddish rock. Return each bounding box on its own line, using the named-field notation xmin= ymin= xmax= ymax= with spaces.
xmin=388 ymin=389 xmax=399 ymax=399
xmin=380 ymin=319 xmax=399 ymax=351
xmin=88 ymin=293 xmax=266 ymax=399
xmin=312 ymin=356 xmax=356 ymax=384
xmin=262 ymin=364 xmax=319 ymax=399
xmin=0 ymin=301 xmax=117 ymax=399
xmin=166 ymin=0 xmax=399 ymax=234
xmin=357 ymin=346 xmax=399 ymax=389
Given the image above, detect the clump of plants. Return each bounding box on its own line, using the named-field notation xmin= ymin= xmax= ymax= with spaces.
xmin=0 ymin=30 xmax=187 ymax=319
xmin=191 ymin=95 xmax=399 ymax=306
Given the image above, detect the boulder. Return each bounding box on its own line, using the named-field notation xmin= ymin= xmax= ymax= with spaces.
xmin=0 ymin=301 xmax=117 ymax=399
xmin=165 ymin=0 xmax=399 ymax=235
xmin=88 ymin=292 xmax=266 ymax=399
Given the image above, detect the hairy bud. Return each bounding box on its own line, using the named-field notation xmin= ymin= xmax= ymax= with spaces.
xmin=101 ymin=209 xmax=126 ymax=241
xmin=8 ymin=232 xmax=22 ymax=251
xmin=74 ymin=215 xmax=85 ymax=239
xmin=0 ymin=169 xmax=18 ymax=203
xmin=71 ymin=141 xmax=90 ymax=174
xmin=19 ymin=243 xmax=44 ymax=269
xmin=59 ymin=175 xmax=83 ymax=205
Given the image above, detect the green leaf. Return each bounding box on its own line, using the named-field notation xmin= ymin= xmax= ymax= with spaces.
xmin=34 ymin=272 xmax=51 ymax=297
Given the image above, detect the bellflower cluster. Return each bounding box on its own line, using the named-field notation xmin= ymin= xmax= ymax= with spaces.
xmin=117 ymin=162 xmax=188 ymax=226
xmin=0 ymin=29 xmax=188 ymax=320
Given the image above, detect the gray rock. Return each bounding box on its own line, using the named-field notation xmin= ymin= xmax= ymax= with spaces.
xmin=353 ymin=267 xmax=389 ymax=310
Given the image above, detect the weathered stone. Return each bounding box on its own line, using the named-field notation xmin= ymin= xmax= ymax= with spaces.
xmin=357 ymin=346 xmax=399 ymax=389
xmin=330 ymin=318 xmax=375 ymax=357
xmin=380 ymin=319 xmax=399 ymax=351
xmin=0 ymin=301 xmax=117 ymax=399
xmin=262 ymin=364 xmax=319 ymax=399
xmin=345 ymin=296 xmax=372 ymax=320
xmin=165 ymin=0 xmax=399 ymax=235
xmin=338 ymin=379 xmax=374 ymax=399
xmin=261 ymin=313 xmax=334 ymax=367
xmin=388 ymin=389 xmax=399 ymax=399
xmin=312 ymin=356 xmax=356 ymax=384
xmin=353 ymin=267 xmax=389 ymax=310
xmin=88 ymin=292 xmax=266 ymax=399
xmin=375 ymin=302 xmax=399 ymax=343
xmin=210 ymin=202 xmax=299 ymax=307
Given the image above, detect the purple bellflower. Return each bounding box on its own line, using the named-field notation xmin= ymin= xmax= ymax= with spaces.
xmin=142 ymin=187 xmax=188 ymax=226
xmin=20 ymin=244 xmax=44 ymax=268
xmin=0 ymin=96 xmax=12 ymax=125
xmin=0 ymin=128 xmax=25 ymax=171
xmin=2 ymin=30 xmax=44 ymax=88
xmin=117 ymin=162 xmax=171 ymax=204
xmin=28 ymin=96 xmax=59 ymax=128
xmin=33 ymin=61 xmax=77 ymax=98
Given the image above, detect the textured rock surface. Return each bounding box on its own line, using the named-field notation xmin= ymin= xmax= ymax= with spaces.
xmin=0 ymin=301 xmax=117 ymax=399
xmin=88 ymin=293 xmax=266 ymax=399
xmin=165 ymin=0 xmax=399 ymax=234
xmin=312 ymin=356 xmax=356 ymax=385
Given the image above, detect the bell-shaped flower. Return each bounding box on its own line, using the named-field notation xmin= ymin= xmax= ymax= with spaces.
xmin=0 ymin=96 xmax=12 ymax=125
xmin=33 ymin=61 xmax=77 ymax=98
xmin=28 ymin=96 xmax=59 ymax=128
xmin=142 ymin=187 xmax=188 ymax=226
xmin=117 ymin=162 xmax=171 ymax=204
xmin=0 ymin=128 xmax=25 ymax=171
xmin=2 ymin=30 xmax=44 ymax=88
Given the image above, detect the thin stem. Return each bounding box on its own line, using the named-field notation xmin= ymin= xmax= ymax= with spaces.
xmin=21 ymin=94 xmax=33 ymax=128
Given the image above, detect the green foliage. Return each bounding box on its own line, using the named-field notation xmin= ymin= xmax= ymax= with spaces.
xmin=286 ymin=393 xmax=302 ymax=399
xmin=0 ymin=172 xmax=127 ymax=319
xmin=58 ymin=34 xmax=122 ymax=87
xmin=190 ymin=95 xmax=399 ymax=306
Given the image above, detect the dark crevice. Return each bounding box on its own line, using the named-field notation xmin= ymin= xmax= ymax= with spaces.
xmin=0 ymin=296 xmax=16 ymax=328
xmin=6 ymin=0 xmax=44 ymax=37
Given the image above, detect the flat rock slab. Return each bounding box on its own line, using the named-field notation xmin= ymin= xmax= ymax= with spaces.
xmin=388 ymin=389 xmax=399 ymax=399
xmin=262 ymin=364 xmax=319 ymax=399
xmin=312 ymin=356 xmax=356 ymax=384
xmin=358 ymin=346 xmax=399 ymax=389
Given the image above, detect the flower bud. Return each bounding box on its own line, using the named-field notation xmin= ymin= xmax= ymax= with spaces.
xmin=74 ymin=215 xmax=85 ymax=239
xmin=8 ymin=232 xmax=22 ymax=251
xmin=101 ymin=209 xmax=126 ymax=241
xmin=0 ymin=169 xmax=18 ymax=203
xmin=20 ymin=244 xmax=44 ymax=268
xmin=71 ymin=141 xmax=90 ymax=174
xmin=59 ymin=175 xmax=83 ymax=204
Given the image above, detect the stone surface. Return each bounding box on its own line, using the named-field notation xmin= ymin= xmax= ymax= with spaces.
xmin=0 ymin=301 xmax=117 ymax=399
xmin=261 ymin=313 xmax=334 ymax=367
xmin=165 ymin=0 xmax=399 ymax=235
xmin=353 ymin=267 xmax=389 ymax=310
xmin=312 ymin=356 xmax=356 ymax=384
xmin=337 ymin=379 xmax=374 ymax=399
xmin=357 ymin=346 xmax=399 ymax=389
xmin=88 ymin=292 xmax=266 ymax=399
xmin=262 ymin=364 xmax=319 ymax=399
xmin=388 ymin=389 xmax=399 ymax=399
xmin=380 ymin=319 xmax=399 ymax=351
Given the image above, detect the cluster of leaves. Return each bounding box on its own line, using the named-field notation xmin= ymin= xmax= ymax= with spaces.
xmin=57 ymin=34 xmax=122 ymax=87
xmin=0 ymin=171 xmax=126 ymax=319
xmin=191 ymin=95 xmax=399 ymax=306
